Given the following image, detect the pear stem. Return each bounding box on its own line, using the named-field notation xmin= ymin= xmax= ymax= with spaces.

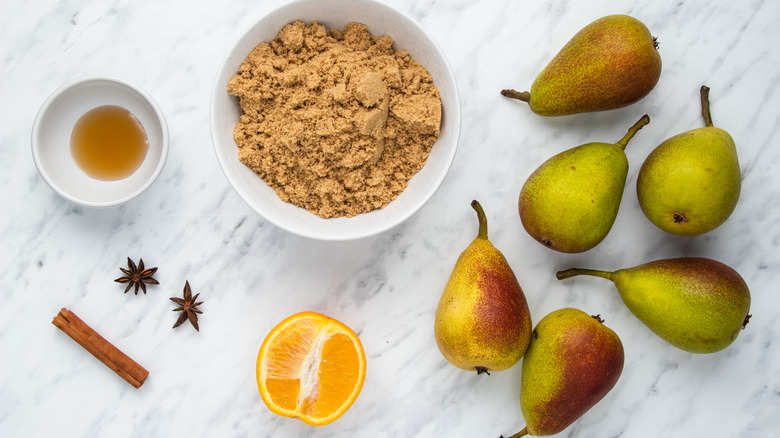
xmin=701 ymin=85 xmax=714 ymax=127
xmin=500 ymin=426 xmax=529 ymax=438
xmin=615 ymin=114 xmax=650 ymax=150
xmin=556 ymin=268 xmax=614 ymax=281
xmin=500 ymin=89 xmax=531 ymax=102
xmin=471 ymin=200 xmax=488 ymax=240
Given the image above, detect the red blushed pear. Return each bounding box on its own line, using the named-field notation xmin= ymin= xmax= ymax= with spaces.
xmin=556 ymin=257 xmax=751 ymax=354
xmin=502 ymin=14 xmax=661 ymax=116
xmin=434 ymin=200 xmax=533 ymax=374
xmin=501 ymin=308 xmax=624 ymax=437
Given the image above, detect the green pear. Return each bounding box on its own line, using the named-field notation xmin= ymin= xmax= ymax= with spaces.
xmin=434 ymin=200 xmax=532 ymax=373
xmin=519 ymin=115 xmax=650 ymax=253
xmin=557 ymin=257 xmax=752 ymax=353
xmin=637 ymin=86 xmax=741 ymax=235
xmin=501 ymin=14 xmax=661 ymax=116
xmin=501 ymin=308 xmax=624 ymax=437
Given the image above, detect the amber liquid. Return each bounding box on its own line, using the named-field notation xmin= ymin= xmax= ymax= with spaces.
xmin=70 ymin=105 xmax=149 ymax=180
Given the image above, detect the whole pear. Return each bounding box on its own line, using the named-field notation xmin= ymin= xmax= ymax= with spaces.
xmin=501 ymin=308 xmax=624 ymax=437
xmin=519 ymin=115 xmax=649 ymax=253
xmin=434 ymin=200 xmax=532 ymax=374
xmin=501 ymin=14 xmax=661 ymax=116
xmin=557 ymin=257 xmax=752 ymax=353
xmin=637 ymin=86 xmax=741 ymax=235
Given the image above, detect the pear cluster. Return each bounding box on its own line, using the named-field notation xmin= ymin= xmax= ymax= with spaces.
xmin=434 ymin=13 xmax=752 ymax=438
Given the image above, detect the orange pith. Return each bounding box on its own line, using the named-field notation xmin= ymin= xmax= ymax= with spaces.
xmin=256 ymin=311 xmax=366 ymax=426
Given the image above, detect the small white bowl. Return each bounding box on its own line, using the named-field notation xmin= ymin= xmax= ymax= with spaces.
xmin=210 ymin=0 xmax=461 ymax=240
xmin=32 ymin=76 xmax=169 ymax=207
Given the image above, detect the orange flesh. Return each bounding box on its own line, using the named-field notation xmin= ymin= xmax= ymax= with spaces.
xmin=257 ymin=312 xmax=365 ymax=426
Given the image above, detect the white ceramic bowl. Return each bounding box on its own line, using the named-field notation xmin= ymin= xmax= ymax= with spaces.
xmin=32 ymin=76 xmax=169 ymax=207
xmin=210 ymin=0 xmax=461 ymax=240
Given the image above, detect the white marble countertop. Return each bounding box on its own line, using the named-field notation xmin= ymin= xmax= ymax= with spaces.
xmin=2 ymin=0 xmax=779 ymax=437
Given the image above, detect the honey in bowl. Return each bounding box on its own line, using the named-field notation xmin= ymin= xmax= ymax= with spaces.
xmin=70 ymin=105 xmax=149 ymax=180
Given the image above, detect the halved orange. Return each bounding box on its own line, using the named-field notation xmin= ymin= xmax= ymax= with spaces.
xmin=256 ymin=311 xmax=366 ymax=426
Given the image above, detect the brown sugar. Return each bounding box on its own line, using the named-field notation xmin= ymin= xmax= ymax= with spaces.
xmin=227 ymin=20 xmax=442 ymax=218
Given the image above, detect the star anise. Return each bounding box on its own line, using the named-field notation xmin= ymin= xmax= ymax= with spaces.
xmin=115 ymin=257 xmax=159 ymax=295
xmin=170 ymin=281 xmax=203 ymax=331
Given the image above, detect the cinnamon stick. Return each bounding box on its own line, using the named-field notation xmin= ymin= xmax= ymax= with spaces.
xmin=52 ymin=308 xmax=149 ymax=388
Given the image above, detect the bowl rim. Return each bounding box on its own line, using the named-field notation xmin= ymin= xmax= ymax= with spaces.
xmin=31 ymin=75 xmax=170 ymax=208
xmin=209 ymin=0 xmax=461 ymax=240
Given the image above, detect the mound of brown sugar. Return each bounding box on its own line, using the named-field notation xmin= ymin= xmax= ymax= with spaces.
xmin=227 ymin=20 xmax=442 ymax=218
